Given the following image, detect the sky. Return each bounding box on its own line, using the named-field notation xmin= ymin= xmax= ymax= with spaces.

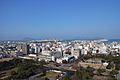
xmin=0 ymin=0 xmax=120 ymax=40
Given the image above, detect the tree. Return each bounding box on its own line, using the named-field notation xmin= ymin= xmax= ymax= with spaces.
xmin=63 ymin=76 xmax=71 ymax=80
xmin=10 ymin=71 xmax=17 ymax=75
xmin=86 ymin=66 xmax=95 ymax=73
xmin=97 ymin=69 xmax=105 ymax=75
xmin=44 ymin=77 xmax=49 ymax=80
xmin=115 ymin=64 xmax=120 ymax=70
xmin=10 ymin=59 xmax=40 ymax=79
xmin=62 ymin=60 xmax=68 ymax=64
xmin=110 ymin=70 xmax=119 ymax=76
xmin=74 ymin=66 xmax=94 ymax=80
xmin=101 ymin=60 xmax=105 ymax=63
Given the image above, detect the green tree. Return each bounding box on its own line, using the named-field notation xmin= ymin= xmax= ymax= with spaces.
xmin=75 ymin=66 xmax=94 ymax=80
xmin=110 ymin=70 xmax=119 ymax=76
xmin=115 ymin=64 xmax=120 ymax=70
xmin=63 ymin=76 xmax=71 ymax=80
xmin=101 ymin=59 xmax=106 ymax=63
xmin=97 ymin=69 xmax=105 ymax=75
xmin=10 ymin=71 xmax=17 ymax=75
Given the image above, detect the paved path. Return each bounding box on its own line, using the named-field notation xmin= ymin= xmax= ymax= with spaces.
xmin=117 ymin=71 xmax=120 ymax=80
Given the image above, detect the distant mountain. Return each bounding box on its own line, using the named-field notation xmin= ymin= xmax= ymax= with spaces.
xmin=23 ymin=37 xmax=35 ymax=41
xmin=68 ymin=36 xmax=107 ymax=40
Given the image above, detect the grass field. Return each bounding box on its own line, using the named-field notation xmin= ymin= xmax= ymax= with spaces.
xmin=46 ymin=71 xmax=60 ymax=78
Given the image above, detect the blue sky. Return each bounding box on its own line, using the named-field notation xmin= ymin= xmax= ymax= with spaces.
xmin=0 ymin=0 xmax=120 ymax=40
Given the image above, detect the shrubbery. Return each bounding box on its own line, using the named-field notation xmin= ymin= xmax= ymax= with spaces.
xmin=0 ymin=58 xmax=45 ymax=79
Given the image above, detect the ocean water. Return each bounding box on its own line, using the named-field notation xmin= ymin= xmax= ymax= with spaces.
xmin=108 ymin=39 xmax=120 ymax=43
xmin=103 ymin=39 xmax=120 ymax=44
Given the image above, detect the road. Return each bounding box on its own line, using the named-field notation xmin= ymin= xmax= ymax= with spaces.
xmin=117 ymin=71 xmax=120 ymax=80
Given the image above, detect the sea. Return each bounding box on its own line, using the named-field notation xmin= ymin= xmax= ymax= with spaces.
xmin=106 ymin=39 xmax=120 ymax=44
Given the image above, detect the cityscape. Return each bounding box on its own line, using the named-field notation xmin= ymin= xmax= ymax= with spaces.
xmin=0 ymin=39 xmax=120 ymax=80
xmin=0 ymin=0 xmax=120 ymax=80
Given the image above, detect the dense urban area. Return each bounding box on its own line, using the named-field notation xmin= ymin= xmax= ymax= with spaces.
xmin=0 ymin=39 xmax=120 ymax=80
